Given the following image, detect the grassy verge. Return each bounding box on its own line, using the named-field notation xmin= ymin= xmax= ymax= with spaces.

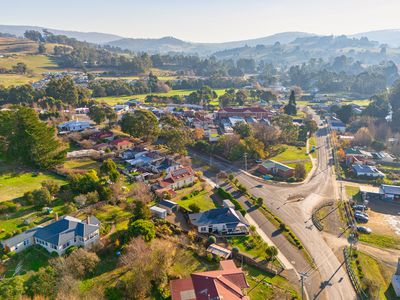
xmin=358 ymin=232 xmax=400 ymax=250
xmin=345 ymin=185 xmax=360 ymax=199
xmin=350 ymin=250 xmax=396 ymax=299
xmin=309 ymin=136 xmax=317 ymax=159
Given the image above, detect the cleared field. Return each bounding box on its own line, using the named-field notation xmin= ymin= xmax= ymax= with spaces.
xmin=94 ymin=89 xmax=227 ymax=106
xmin=63 ymin=158 xmax=101 ymax=172
xmin=270 ymin=144 xmax=312 ymax=173
xmin=0 ymin=163 xmax=67 ymax=202
xmin=0 ymin=73 xmax=41 ymax=86
xmin=0 ymin=37 xmax=37 ymax=54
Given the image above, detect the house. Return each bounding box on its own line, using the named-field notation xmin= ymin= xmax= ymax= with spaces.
xmin=380 ymin=184 xmax=400 ymax=201
xmin=216 ymin=107 xmax=271 ymax=119
xmin=1 ymin=216 xmax=100 ymax=255
xmin=113 ymin=104 xmax=129 ymax=114
xmin=155 ymin=187 xmax=177 ymax=199
xmin=189 ymin=207 xmax=249 ymax=235
xmin=329 ymin=118 xmax=346 ymax=133
xmin=150 ymin=206 xmax=167 ymax=219
xmin=170 ymin=260 xmax=249 ymax=300
xmin=111 ymin=138 xmax=133 ymax=151
xmin=160 ymin=166 xmax=195 ymax=190
xmin=344 ymin=148 xmax=372 ymax=166
xmin=90 ymin=131 xmax=114 ymax=142
xmin=352 ymin=164 xmax=385 ymax=178
xmin=58 ymin=120 xmax=91 ymax=132
xmin=392 ymin=259 xmax=400 ymax=297
xmin=207 ymin=243 xmax=232 ymax=259
xmin=372 ymin=151 xmax=395 ymax=163
xmin=158 ymin=199 xmax=179 ymax=214
xmin=257 ymin=160 xmax=294 ymax=178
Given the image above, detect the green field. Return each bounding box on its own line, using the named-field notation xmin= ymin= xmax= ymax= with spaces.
xmin=94 ymin=89 xmax=227 ymax=106
xmin=345 ymin=185 xmax=360 ymax=198
xmin=0 ymin=166 xmax=67 ymax=202
xmin=270 ymin=144 xmax=312 ymax=173
xmin=0 ymin=54 xmax=62 ymax=87
xmin=359 ymin=232 xmax=400 ymax=250
xmin=228 ymin=235 xmax=269 ymax=260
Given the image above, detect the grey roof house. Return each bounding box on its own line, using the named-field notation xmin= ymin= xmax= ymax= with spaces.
xmin=1 ymin=216 xmax=100 ymax=255
xmin=189 ymin=207 xmax=249 ymax=235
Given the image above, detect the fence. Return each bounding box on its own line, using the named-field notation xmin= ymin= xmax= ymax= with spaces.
xmin=343 ymin=247 xmax=368 ymax=299
xmin=311 ymin=201 xmax=334 ymax=231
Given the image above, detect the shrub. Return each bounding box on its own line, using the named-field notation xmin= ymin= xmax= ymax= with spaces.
xmin=189 ymin=203 xmax=200 ymax=213
xmin=208 ymin=235 xmax=217 ymax=244
xmin=279 ymin=223 xmax=287 ymax=231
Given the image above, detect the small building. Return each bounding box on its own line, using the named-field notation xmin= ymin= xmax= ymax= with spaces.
xmin=189 ymin=207 xmax=249 ymax=235
xmin=352 ymin=164 xmax=384 ymax=178
xmin=150 ymin=206 xmax=167 ymax=219
xmin=329 ymin=118 xmax=346 ymax=133
xmin=155 ymin=187 xmax=177 ymax=199
xmin=359 ymin=185 xmax=381 ymax=201
xmin=113 ymin=104 xmax=129 ymax=114
xmin=372 ymin=151 xmax=396 ymax=163
xmin=206 ymin=243 xmax=232 ymax=259
xmin=344 ymin=148 xmax=372 ymax=166
xmin=257 ymin=159 xmax=294 ymax=178
xmin=58 ymin=120 xmax=91 ymax=132
xmin=223 ymin=199 xmax=235 ymax=209
xmin=158 ymin=199 xmax=178 ymax=214
xmin=380 ymin=184 xmax=400 ymax=201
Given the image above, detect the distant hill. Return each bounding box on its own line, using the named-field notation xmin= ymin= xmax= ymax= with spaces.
xmin=351 ymin=29 xmax=400 ymax=47
xmin=0 ymin=25 xmax=123 ymax=44
xmin=107 ymin=32 xmax=315 ymax=54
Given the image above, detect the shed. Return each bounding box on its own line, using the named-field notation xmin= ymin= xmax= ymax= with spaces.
xmin=150 ymin=206 xmax=167 ymax=219
xmin=158 ymin=199 xmax=178 ymax=214
xmin=207 ymin=243 xmax=232 ymax=259
xmin=222 ymin=199 xmax=235 ymax=209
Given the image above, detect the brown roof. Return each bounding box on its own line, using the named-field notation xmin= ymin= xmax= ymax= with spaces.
xmin=170 ymin=260 xmax=249 ymax=300
xmin=110 ymin=138 xmax=132 ymax=146
xmin=170 ymin=278 xmax=196 ymax=300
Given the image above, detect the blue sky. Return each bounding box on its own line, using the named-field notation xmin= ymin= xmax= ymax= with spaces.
xmin=2 ymin=0 xmax=400 ymax=42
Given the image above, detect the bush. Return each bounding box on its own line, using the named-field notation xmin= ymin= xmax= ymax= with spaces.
xmin=208 ymin=235 xmax=217 ymax=244
xmin=279 ymin=223 xmax=287 ymax=231
xmin=189 ymin=203 xmax=200 ymax=213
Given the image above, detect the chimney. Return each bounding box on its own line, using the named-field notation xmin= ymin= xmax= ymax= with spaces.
xmin=55 ymin=213 xmax=59 ymax=221
xmin=86 ymin=216 xmax=91 ymax=225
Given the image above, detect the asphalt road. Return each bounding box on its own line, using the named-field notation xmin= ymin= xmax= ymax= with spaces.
xmin=191 ymin=115 xmax=356 ymax=299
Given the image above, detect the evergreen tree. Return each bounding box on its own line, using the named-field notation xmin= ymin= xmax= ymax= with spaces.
xmin=284 ymin=90 xmax=297 ymax=116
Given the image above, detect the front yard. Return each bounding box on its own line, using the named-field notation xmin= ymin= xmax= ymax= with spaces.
xmin=269 ymin=144 xmax=312 ymax=174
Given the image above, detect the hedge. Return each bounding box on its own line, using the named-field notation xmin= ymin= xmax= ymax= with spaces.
xmin=217 ymin=188 xmax=246 ymax=216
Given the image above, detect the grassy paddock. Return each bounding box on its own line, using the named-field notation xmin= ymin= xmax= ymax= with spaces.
xmin=359 ymin=232 xmax=400 ymax=250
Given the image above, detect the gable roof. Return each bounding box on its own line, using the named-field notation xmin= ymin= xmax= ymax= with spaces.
xmin=352 ymin=164 xmax=384 ymax=176
xmin=189 ymin=207 xmax=249 ymax=227
xmin=381 ymin=184 xmax=400 ymax=195
xmin=33 ymin=216 xmax=99 ymax=246
xmin=170 ymin=260 xmax=249 ymax=300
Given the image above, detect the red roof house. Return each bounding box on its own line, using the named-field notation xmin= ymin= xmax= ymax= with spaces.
xmin=160 ymin=166 xmax=195 ymax=190
xmin=110 ymin=138 xmax=133 ymax=150
xmin=170 ymin=260 xmax=250 ymax=300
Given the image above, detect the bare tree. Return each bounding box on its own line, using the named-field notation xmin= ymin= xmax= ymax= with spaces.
xmin=127 ymin=182 xmax=153 ymax=204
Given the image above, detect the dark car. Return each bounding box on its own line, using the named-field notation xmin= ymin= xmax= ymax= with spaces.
xmin=357 ymin=226 xmax=372 ymax=234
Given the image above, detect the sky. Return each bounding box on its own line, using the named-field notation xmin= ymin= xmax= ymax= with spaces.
xmin=2 ymin=0 xmax=400 ymax=42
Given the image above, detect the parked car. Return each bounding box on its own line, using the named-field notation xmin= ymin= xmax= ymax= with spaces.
xmin=256 ymin=159 xmax=263 ymax=163
xmin=353 ymin=205 xmax=368 ymax=211
xmin=355 ymin=214 xmax=369 ymax=223
xmin=357 ymin=226 xmax=372 ymax=234
xmin=354 ymin=210 xmax=369 ymax=218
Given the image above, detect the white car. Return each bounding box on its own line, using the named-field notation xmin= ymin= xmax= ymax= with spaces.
xmin=357 ymin=226 xmax=372 ymax=234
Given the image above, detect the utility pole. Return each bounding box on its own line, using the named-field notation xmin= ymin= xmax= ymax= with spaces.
xmin=299 ymin=272 xmax=308 ymax=300
xmin=244 ymin=152 xmax=248 ymax=171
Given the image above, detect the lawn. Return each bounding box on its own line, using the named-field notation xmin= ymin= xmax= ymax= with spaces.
xmin=177 ymin=189 xmax=217 ymax=212
xmin=309 ymin=136 xmax=317 ymax=159
xmin=351 ymin=250 xmax=396 ymax=299
xmin=63 ymin=158 xmax=102 ymax=172
xmin=4 ymin=246 xmax=51 ymax=277
xmin=270 ymin=144 xmax=312 ymax=173
xmin=0 ymin=166 xmax=67 ymax=202
xmin=228 ymin=235 xmax=269 ymax=260
xmin=358 ymin=232 xmax=400 ymax=250
xmin=0 ymin=198 xmax=69 ymax=239
xmin=0 ymin=73 xmax=41 ymax=87
xmin=244 ymin=265 xmax=299 ymax=299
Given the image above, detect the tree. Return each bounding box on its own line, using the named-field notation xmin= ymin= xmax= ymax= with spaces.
xmin=38 ymin=43 xmax=46 ymax=54
xmin=294 ymin=164 xmax=306 ymax=180
xmin=100 ymin=159 xmax=119 ymax=182
xmin=304 ymin=119 xmax=318 ymax=137
xmin=12 ymin=62 xmax=27 ymax=74
xmin=188 ymin=203 xmax=200 ymax=213
xmin=24 ymin=30 xmax=44 ymax=41
xmin=233 ymin=122 xmax=251 ymax=138
xmin=132 ymin=200 xmax=151 ymax=221
xmin=335 ymin=105 xmax=354 ymax=124
xmin=353 ymin=127 xmax=373 ymax=147
xmin=25 ymin=266 xmax=58 ymax=299
xmin=193 ymin=128 xmax=205 ymax=140
xmin=64 ymin=248 xmax=100 ymax=279
xmin=88 ymin=105 xmax=107 ymax=125
xmin=128 ymin=182 xmax=153 ymax=204
xmin=0 ymin=107 xmax=66 ymax=169
xmin=272 ymin=115 xmax=299 ymax=144
xmin=32 ymin=187 xmax=52 ymax=207
xmin=129 ymin=220 xmax=156 ymax=242
xmin=256 ymin=197 xmax=263 ymax=207
xmin=41 ymin=180 xmax=60 ymax=195
xmin=0 ymin=277 xmax=24 ymax=299
xmin=265 ymin=246 xmax=278 ymax=261
xmin=284 ymin=90 xmax=297 ymax=116
xmin=121 ymin=110 xmax=160 ymax=142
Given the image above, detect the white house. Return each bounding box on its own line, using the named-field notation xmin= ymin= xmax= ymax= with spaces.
xmin=1 ymin=216 xmax=100 ymax=255
xmin=160 ymin=166 xmax=195 ymax=190
xmin=189 ymin=207 xmax=249 ymax=235
xmin=58 ymin=120 xmax=91 ymax=132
